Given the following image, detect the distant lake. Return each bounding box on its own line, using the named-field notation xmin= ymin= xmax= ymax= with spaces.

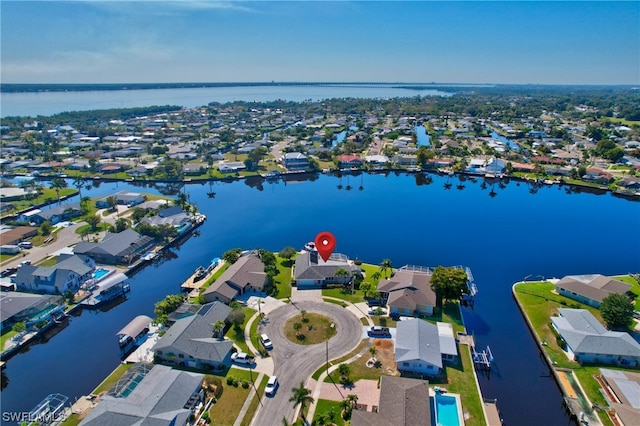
xmin=1 ymin=172 xmax=638 ymax=425
xmin=0 ymin=85 xmax=451 ymax=118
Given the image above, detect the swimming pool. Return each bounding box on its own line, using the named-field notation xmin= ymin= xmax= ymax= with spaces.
xmin=435 ymin=393 xmax=462 ymax=426
xmin=93 ymin=268 xmax=111 ymax=281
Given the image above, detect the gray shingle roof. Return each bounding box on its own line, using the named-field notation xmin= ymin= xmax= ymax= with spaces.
xmin=552 ymin=309 xmax=640 ymax=358
xmin=395 ymin=319 xmax=442 ymax=368
xmin=294 ymin=251 xmax=358 ymax=281
xmin=79 ymin=365 xmax=202 ymax=426
xmin=202 ymin=254 xmax=266 ymax=300
xmin=556 ymin=274 xmax=631 ymax=304
xmin=153 ymin=302 xmax=233 ymax=363
xmin=378 ymin=269 xmax=436 ymax=309
xmin=351 ymin=376 xmax=430 ymax=426
xmin=74 ymin=229 xmax=154 ymax=258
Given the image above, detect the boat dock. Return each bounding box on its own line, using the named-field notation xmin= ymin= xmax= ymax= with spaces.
xmin=180 ymin=258 xmax=225 ymax=295
xmin=472 ymin=345 xmax=494 ymax=372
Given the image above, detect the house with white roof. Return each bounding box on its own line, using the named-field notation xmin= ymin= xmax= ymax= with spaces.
xmin=395 ymin=318 xmax=458 ymax=376
xmin=283 ymin=152 xmax=310 ymax=171
xmin=551 ymin=308 xmax=640 ymax=366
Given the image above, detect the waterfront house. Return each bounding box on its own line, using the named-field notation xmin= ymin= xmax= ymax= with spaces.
xmin=79 ymin=364 xmax=204 ymax=426
xmin=19 ymin=203 xmax=82 ymax=225
xmin=95 ymin=190 xmax=146 ymax=208
xmin=218 ymin=161 xmax=246 ymax=173
xmin=337 ymin=154 xmax=363 ymax=168
xmin=141 ymin=206 xmax=192 ymax=234
xmin=351 ymin=376 xmax=430 ymax=426
xmin=395 ymin=318 xmax=458 ymax=376
xmin=378 ymin=268 xmax=437 ymax=317
xmin=465 ymin=158 xmax=506 ymax=175
xmin=283 ymin=152 xmax=310 ymax=171
xmin=153 ymin=302 xmax=234 ymax=369
xmin=554 ymin=274 xmax=631 ymax=308
xmin=14 ymin=254 xmax=95 ymax=294
xmin=551 ymin=308 xmax=640 ymax=366
xmin=202 ymin=253 xmax=267 ymax=304
xmin=73 ymin=228 xmax=155 ymax=265
xmin=0 ymin=291 xmax=63 ymax=330
xmin=598 ymin=368 xmax=640 ymax=426
xmin=293 ymin=251 xmax=360 ymax=289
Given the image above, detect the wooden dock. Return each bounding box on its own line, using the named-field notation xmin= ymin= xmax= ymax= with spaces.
xmin=180 ymin=260 xmax=225 ymax=293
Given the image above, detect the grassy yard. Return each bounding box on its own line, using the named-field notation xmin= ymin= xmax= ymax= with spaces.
xmin=313 ymin=399 xmax=345 ymax=426
xmin=92 ymin=363 xmax=135 ymax=395
xmin=75 ymin=222 xmax=112 ymax=236
xmin=0 ymin=328 xmax=18 ymax=350
xmin=0 ymin=187 xmax=78 ymax=217
xmin=239 ymin=374 xmax=268 ymax=426
xmin=0 ymin=253 xmax=19 ymax=264
xmin=513 ymin=281 xmax=634 ymax=426
xmin=312 ymin=339 xmax=370 ymax=380
xmin=439 ymin=346 xmax=485 ymax=426
xmin=322 ymin=287 xmax=366 ymax=304
xmin=272 ymin=254 xmax=294 ymax=299
xmin=225 ymin=307 xmax=257 ymax=355
xmin=208 ymin=367 xmax=259 ymax=425
xmin=284 ymin=313 xmax=336 ymax=345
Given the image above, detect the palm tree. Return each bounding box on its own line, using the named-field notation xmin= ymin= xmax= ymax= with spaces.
xmin=212 ymin=320 xmax=225 ymax=339
xmin=337 ymin=363 xmax=351 ymax=382
xmin=369 ymin=346 xmax=378 ymax=359
xmin=371 ymin=271 xmax=381 ymax=283
xmin=300 ymin=309 xmax=307 ymax=322
xmin=289 ymin=381 xmax=314 ymax=421
xmin=50 ymin=177 xmax=67 ymax=205
xmin=379 ymin=259 xmax=392 ymax=279
xmin=73 ymin=174 xmax=85 ymax=200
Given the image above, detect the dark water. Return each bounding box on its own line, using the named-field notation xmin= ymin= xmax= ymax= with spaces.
xmin=1 ymin=173 xmax=639 ymax=425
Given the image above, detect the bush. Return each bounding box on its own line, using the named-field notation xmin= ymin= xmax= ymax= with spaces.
xmin=226 ymin=376 xmax=235 ymax=385
xmin=242 ymin=380 xmax=249 ymax=389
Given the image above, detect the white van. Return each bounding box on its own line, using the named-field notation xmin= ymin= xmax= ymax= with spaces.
xmin=18 ymin=241 xmax=33 ymax=249
xmin=260 ymin=333 xmax=273 ymax=350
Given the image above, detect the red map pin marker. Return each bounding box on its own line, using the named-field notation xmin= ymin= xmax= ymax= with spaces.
xmin=314 ymin=231 xmax=336 ymax=262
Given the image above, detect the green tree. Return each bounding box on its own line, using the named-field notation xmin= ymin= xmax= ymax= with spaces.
xmin=430 ymin=266 xmax=469 ymax=304
xmin=12 ymin=321 xmax=26 ymax=333
xmin=86 ymin=214 xmax=101 ymax=231
xmin=369 ymin=346 xmax=378 ymax=358
xmin=213 ymin=320 xmax=226 ymax=339
xmin=50 ymin=177 xmax=67 ymax=205
xmin=600 ymin=293 xmax=634 ymax=329
xmin=379 ymin=259 xmax=392 ymax=279
xmin=360 ymin=282 xmax=372 ymax=298
xmin=223 ymin=248 xmax=243 ymax=264
xmin=106 ymin=195 xmax=118 ymax=212
xmin=114 ymin=218 xmax=130 ymax=233
xmin=337 ymin=363 xmax=351 ymax=380
xmin=289 ymin=381 xmax=314 ymax=421
xmin=227 ymin=307 xmax=246 ymax=330
xmin=131 ymin=207 xmax=147 ymax=223
xmin=279 ymin=246 xmax=297 ymax=260
xmin=39 ymin=221 xmax=52 ymax=236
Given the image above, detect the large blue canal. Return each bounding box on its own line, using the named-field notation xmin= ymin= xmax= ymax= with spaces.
xmin=1 ymin=172 xmax=639 ymax=425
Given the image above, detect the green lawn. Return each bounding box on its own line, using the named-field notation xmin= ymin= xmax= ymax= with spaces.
xmin=312 ymin=339 xmax=370 ymax=380
xmin=92 ymin=363 xmax=135 ymax=395
xmin=322 ymin=287 xmax=366 ymax=304
xmin=225 ymin=307 xmax=257 ymax=355
xmin=1 ymin=187 xmax=78 ymax=217
xmin=0 ymin=253 xmax=18 ymax=263
xmin=35 ymin=256 xmax=59 ymax=267
xmin=208 ymin=368 xmax=255 ymax=425
xmin=75 ymin=222 xmax=112 ymax=236
xmin=513 ymin=281 xmax=633 ymax=426
xmin=239 ymin=374 xmax=268 ymax=426
xmin=0 ymin=328 xmax=18 ymax=351
xmin=272 ymin=254 xmax=294 ymax=299
xmin=313 ymin=399 xmax=345 ymax=426
xmin=440 ymin=346 xmax=485 ymax=426
xmin=284 ymin=313 xmax=336 ymax=345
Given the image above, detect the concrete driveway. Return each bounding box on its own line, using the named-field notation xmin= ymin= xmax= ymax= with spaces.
xmin=252 ymin=300 xmax=363 ymax=425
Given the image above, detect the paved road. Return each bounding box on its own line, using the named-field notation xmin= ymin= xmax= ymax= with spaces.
xmin=3 ymin=221 xmax=83 ymax=270
xmin=254 ymin=301 xmax=362 ymax=425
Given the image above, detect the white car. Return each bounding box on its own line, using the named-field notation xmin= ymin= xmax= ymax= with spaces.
xmin=265 ymin=376 xmax=278 ymax=396
xmin=261 ymin=333 xmax=273 ymax=350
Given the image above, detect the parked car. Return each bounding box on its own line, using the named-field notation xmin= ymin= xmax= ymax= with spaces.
xmin=260 ymin=333 xmax=273 ymax=350
xmin=368 ymin=306 xmax=388 ymax=316
xmin=18 ymin=241 xmax=33 ymax=249
xmin=231 ymin=352 xmax=255 ymax=365
xmin=265 ymin=376 xmax=278 ymax=396
xmin=367 ymin=326 xmax=391 ymax=337
xmin=18 ymin=260 xmax=31 ymax=267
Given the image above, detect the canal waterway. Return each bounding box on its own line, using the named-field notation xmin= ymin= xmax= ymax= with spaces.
xmin=1 ymin=173 xmax=639 ymax=426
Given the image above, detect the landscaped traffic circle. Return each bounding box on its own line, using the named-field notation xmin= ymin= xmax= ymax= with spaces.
xmin=283 ymin=312 xmax=336 ymax=345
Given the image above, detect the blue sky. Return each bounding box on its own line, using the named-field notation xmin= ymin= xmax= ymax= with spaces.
xmin=1 ymin=1 xmax=638 ymax=84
